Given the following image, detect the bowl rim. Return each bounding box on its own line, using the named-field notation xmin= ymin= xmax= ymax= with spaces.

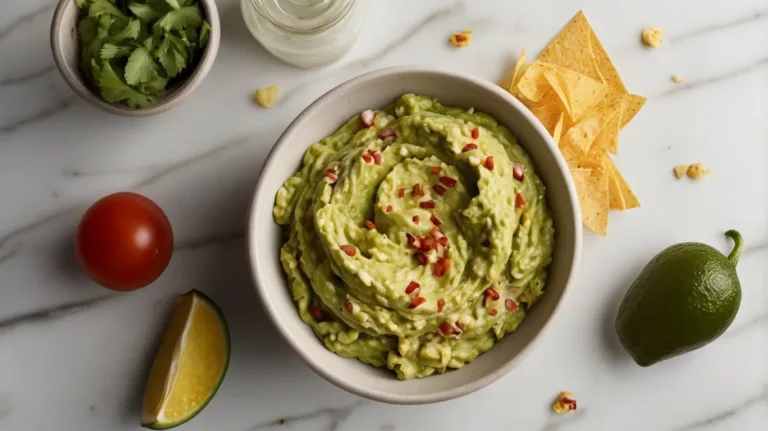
xmin=50 ymin=0 xmax=221 ymax=117
xmin=246 ymin=66 xmax=582 ymax=404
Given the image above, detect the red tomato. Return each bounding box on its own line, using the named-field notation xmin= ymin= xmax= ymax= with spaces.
xmin=75 ymin=192 xmax=173 ymax=291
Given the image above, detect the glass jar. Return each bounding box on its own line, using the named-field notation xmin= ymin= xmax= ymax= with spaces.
xmin=240 ymin=0 xmax=362 ymax=69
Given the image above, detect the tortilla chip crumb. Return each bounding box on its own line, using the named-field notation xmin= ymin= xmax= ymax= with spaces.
xmin=253 ymin=84 xmax=279 ymax=108
xmin=673 ymin=164 xmax=688 ymax=179
xmin=687 ymin=163 xmax=710 ymax=180
xmin=552 ymin=391 xmax=577 ymax=414
xmin=671 ymin=75 xmax=684 ymax=83
xmin=642 ymin=28 xmax=663 ymax=48
xmin=449 ymin=30 xmax=473 ymax=47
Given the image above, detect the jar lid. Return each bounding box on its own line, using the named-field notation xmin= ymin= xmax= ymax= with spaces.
xmin=249 ymin=0 xmax=357 ymax=33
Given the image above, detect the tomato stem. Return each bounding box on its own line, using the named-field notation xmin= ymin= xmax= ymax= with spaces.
xmin=724 ymin=230 xmax=743 ymax=266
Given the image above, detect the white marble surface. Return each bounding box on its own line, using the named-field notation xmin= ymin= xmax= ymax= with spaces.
xmin=1 ymin=0 xmax=767 ymax=430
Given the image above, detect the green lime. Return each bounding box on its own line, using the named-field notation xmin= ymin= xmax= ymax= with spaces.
xmin=615 ymin=230 xmax=743 ymax=366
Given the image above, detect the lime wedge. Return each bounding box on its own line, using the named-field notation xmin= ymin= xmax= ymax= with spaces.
xmin=141 ymin=290 xmax=230 ymax=429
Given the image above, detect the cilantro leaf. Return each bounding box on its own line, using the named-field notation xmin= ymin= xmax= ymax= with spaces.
xmin=154 ymin=5 xmax=202 ymax=32
xmin=100 ymin=42 xmax=133 ymax=59
xmin=108 ymin=19 xmax=141 ymax=43
xmin=138 ymin=73 xmax=169 ymax=94
xmin=127 ymin=2 xmax=162 ymax=21
xmin=88 ymin=0 xmax=128 ymax=23
xmin=164 ymin=0 xmax=181 ymax=9
xmin=98 ymin=61 xmax=155 ymax=108
xmin=78 ymin=16 xmax=98 ymax=44
xmin=199 ymin=20 xmax=210 ymax=46
xmin=155 ymin=38 xmax=187 ymax=77
xmin=75 ymin=0 xmax=93 ymax=10
xmin=125 ymin=47 xmax=158 ymax=85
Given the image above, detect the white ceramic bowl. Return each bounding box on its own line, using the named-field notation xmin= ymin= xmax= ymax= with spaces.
xmin=247 ymin=67 xmax=582 ymax=404
xmin=50 ymin=0 xmax=220 ymax=117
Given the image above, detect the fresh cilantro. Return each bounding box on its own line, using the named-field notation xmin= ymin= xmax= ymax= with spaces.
xmin=125 ymin=47 xmax=158 ymax=85
xmin=154 ymin=5 xmax=202 ymax=32
xmin=127 ymin=2 xmax=161 ymax=21
xmin=100 ymin=43 xmax=132 ymax=59
xmin=98 ymin=61 xmax=156 ymax=108
xmin=199 ymin=20 xmax=210 ymax=46
xmin=75 ymin=0 xmax=210 ymax=109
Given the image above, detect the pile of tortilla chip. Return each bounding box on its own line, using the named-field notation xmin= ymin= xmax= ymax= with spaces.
xmin=500 ymin=11 xmax=646 ymax=235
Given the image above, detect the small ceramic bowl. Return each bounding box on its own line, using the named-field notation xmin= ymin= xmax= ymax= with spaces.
xmin=247 ymin=67 xmax=582 ymax=404
xmin=50 ymin=0 xmax=220 ymax=117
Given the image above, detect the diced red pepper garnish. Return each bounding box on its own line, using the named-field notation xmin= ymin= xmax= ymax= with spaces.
xmin=419 ymin=200 xmax=436 ymax=209
xmin=512 ymin=162 xmax=525 ymax=181
xmin=515 ymin=192 xmax=526 ymax=209
xmin=455 ymin=34 xmax=467 ymax=43
xmin=434 ymin=257 xmax=450 ymax=277
xmin=412 ymin=215 xmax=420 ymax=224
xmin=408 ymin=296 xmax=427 ymax=309
xmin=505 ymin=299 xmax=518 ymax=311
xmin=430 ymin=214 xmax=442 ymax=226
xmin=345 ymin=301 xmax=354 ymax=312
xmin=406 ymin=233 xmax=418 ymax=249
xmin=471 ymin=127 xmax=480 ymax=139
xmin=415 ymin=252 xmax=429 ymax=265
xmin=379 ymin=128 xmax=397 ymax=140
xmin=439 ymin=176 xmax=457 ymax=188
xmin=340 ymin=245 xmax=356 ymax=256
xmin=360 ymin=110 xmax=375 ymax=127
xmin=489 ymin=309 xmax=498 ymax=316
xmin=372 ymin=151 xmax=383 ymax=165
xmin=485 ymin=287 xmax=500 ymax=301
xmin=437 ymin=298 xmax=446 ymax=312
xmin=461 ymin=143 xmax=478 ymax=153
xmin=412 ymin=183 xmax=424 ymax=197
xmin=386 ymin=205 xmax=393 ymax=213
xmin=405 ymin=281 xmax=420 ymax=294
xmin=324 ymin=168 xmax=338 ymax=183
xmin=430 ymin=167 xmax=441 ymax=175
xmin=361 ymin=153 xmax=373 ymax=163
xmin=421 ymin=237 xmax=436 ymax=252
xmin=438 ymin=321 xmax=455 ymax=336
xmin=484 ymin=156 xmax=494 ymax=171
xmin=437 ymin=236 xmax=448 ymax=246
xmin=309 ymin=305 xmax=324 ymax=322
xmin=433 ymin=185 xmax=446 ymax=196
xmin=398 ymin=188 xmax=405 ymax=198
xmin=365 ymin=220 xmax=376 ymax=230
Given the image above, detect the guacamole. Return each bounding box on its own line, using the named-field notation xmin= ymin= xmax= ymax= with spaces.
xmin=274 ymin=94 xmax=555 ymax=380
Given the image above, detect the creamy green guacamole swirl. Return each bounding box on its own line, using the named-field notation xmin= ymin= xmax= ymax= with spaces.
xmin=274 ymin=94 xmax=554 ymax=379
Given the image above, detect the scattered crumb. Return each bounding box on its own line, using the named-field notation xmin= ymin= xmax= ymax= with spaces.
xmin=449 ymin=30 xmax=473 ymax=47
xmin=671 ymin=75 xmax=684 ymax=83
xmin=253 ymin=84 xmax=279 ymax=108
xmin=278 ymin=418 xmax=285 ymax=425
xmin=673 ymin=164 xmax=688 ymax=179
xmin=641 ymin=28 xmax=663 ymax=48
xmin=687 ymin=163 xmax=710 ymax=180
xmin=552 ymin=391 xmax=577 ymax=414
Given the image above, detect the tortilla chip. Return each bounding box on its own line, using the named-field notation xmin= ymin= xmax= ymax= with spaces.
xmin=527 ymin=90 xmax=567 ymax=133
xmin=561 ymin=95 xmax=622 ymax=154
xmin=543 ymin=67 xmax=607 ymax=122
xmin=499 ymin=49 xmax=527 ymax=93
xmin=588 ymin=30 xmax=626 ymax=93
xmin=570 ymin=166 xmax=609 ymax=235
xmin=538 ymin=11 xmax=604 ymax=83
xmin=552 ymin=112 xmax=565 ymax=145
xmin=620 ymin=94 xmax=646 ymax=128
xmin=516 ymin=62 xmax=552 ymax=102
xmin=590 ymin=98 xmax=624 ymax=155
xmin=605 ymin=156 xmax=640 ymax=209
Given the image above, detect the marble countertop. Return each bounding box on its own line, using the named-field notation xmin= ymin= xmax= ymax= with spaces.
xmin=1 ymin=0 xmax=766 ymax=430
